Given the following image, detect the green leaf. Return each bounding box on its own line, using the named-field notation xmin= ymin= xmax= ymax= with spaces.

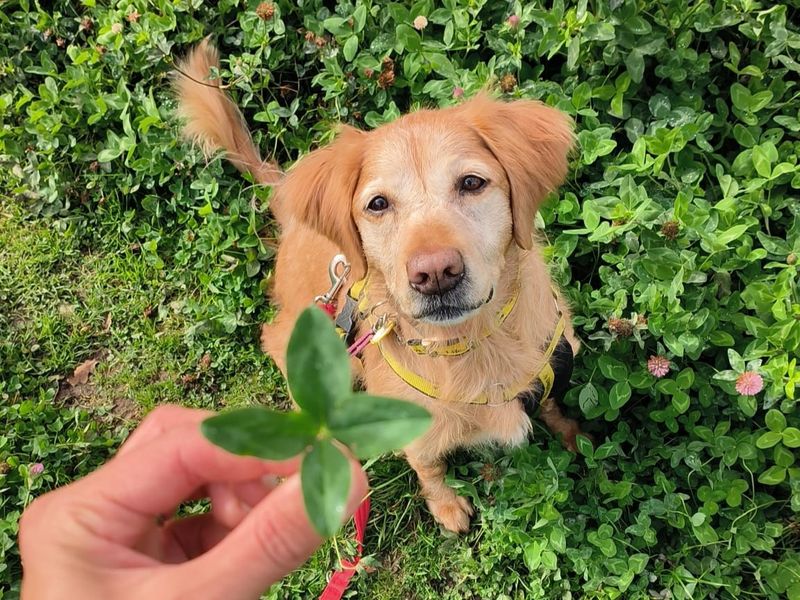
xmin=628 ymin=371 xmax=652 ymax=389
xmin=598 ymin=356 xmax=628 ymax=382
xmin=443 ymin=20 xmax=453 ymax=45
xmin=750 ymin=91 xmax=773 ymax=112
xmin=625 ymin=49 xmax=644 ymax=84
xmin=709 ymin=330 xmax=735 ymax=347
xmin=753 ymin=145 xmax=773 ymax=178
xmin=567 ymin=36 xmax=580 ymax=70
xmin=287 ymin=306 xmax=351 ymax=423
xmin=730 ymin=83 xmax=751 ymax=111
xmin=550 ymin=527 xmax=567 ymax=553
xmin=690 ymin=512 xmax=706 ymax=527
xmin=572 ymin=82 xmax=592 ymax=109
xmin=352 ymin=4 xmax=367 ymax=32
xmin=676 ymin=368 xmax=695 ymax=390
xmin=757 ymin=431 xmax=783 ymax=449
xmin=598 ymin=538 xmax=616 ymax=557
xmin=579 ymin=382 xmax=600 ymax=415
xmin=626 ymin=16 xmax=652 ymax=35
xmin=584 ymin=22 xmax=615 ymax=42
xmin=766 ymin=409 xmax=787 ymax=432
xmin=732 ymin=124 xmax=756 ymax=148
xmin=717 ymin=224 xmax=750 ymax=246
xmin=728 ymin=349 xmax=746 ymax=372
xmin=575 ymin=434 xmax=594 ymax=458
xmin=774 ymin=445 xmax=795 ymax=468
xmin=541 ymin=550 xmax=558 ymax=571
xmin=692 ymin=521 xmax=719 ymax=545
xmin=788 ymin=583 xmax=800 ymax=600
xmin=323 ymin=16 xmax=351 ymax=36
xmin=671 ymin=390 xmax=690 ymax=414
xmin=395 ymin=24 xmax=421 ymax=52
xmin=593 ymin=441 xmax=618 ymax=460
xmin=783 ymin=427 xmax=800 ymax=448
xmin=342 ymin=36 xmax=358 ymax=62
xmin=771 ymin=162 xmax=797 ymax=179
xmin=202 ymin=408 xmax=318 ymax=460
xmin=758 ymin=465 xmax=787 ymax=485
xmin=629 ymin=553 xmax=649 ymax=574
xmin=301 ymin=440 xmax=351 ymax=537
xmin=582 ymin=200 xmax=600 ymax=230
xmin=608 ymin=382 xmax=632 ymax=410
xmin=738 ymin=395 xmax=757 ymax=417
xmin=328 ymin=394 xmax=431 ymax=459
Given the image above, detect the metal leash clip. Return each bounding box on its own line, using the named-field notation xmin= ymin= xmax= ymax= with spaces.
xmin=314 ymin=254 xmax=351 ymax=305
xmin=370 ymin=312 xmax=396 ymax=344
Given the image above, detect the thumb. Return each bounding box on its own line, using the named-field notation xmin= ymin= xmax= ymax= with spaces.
xmin=172 ymin=459 xmax=368 ymax=600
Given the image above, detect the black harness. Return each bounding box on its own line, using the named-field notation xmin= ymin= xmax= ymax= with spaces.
xmin=518 ymin=335 xmax=575 ymax=416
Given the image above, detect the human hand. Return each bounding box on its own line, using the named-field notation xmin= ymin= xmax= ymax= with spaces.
xmin=19 ymin=405 xmax=368 ymax=600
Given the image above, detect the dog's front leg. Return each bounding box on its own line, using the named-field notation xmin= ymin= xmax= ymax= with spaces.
xmin=405 ymin=450 xmax=473 ymax=533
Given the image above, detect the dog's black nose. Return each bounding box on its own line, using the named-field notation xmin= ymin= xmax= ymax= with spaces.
xmin=407 ymin=248 xmax=465 ymax=295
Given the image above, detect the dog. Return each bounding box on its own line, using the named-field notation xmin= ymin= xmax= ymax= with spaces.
xmin=175 ymin=40 xmax=587 ymax=533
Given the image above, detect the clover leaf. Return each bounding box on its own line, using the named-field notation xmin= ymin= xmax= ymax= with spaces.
xmin=286 ymin=305 xmax=352 ymax=423
xmin=201 ymin=305 xmax=432 ymax=537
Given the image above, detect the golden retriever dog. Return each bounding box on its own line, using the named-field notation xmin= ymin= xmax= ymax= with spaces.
xmin=175 ymin=40 xmax=587 ymax=533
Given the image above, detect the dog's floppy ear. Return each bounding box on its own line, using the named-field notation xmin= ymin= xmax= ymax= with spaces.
xmin=274 ymin=126 xmax=366 ymax=275
xmin=460 ymin=94 xmax=574 ymax=250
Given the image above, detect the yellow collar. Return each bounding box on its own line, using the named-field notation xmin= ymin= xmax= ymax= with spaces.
xmin=351 ymin=271 xmax=521 ymax=358
xmin=347 ymin=274 xmax=565 ymax=405
xmin=400 ymin=283 xmax=520 ymax=357
xmin=375 ymin=312 xmax=566 ymax=405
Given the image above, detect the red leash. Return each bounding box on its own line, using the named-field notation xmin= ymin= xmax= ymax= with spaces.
xmin=318 ymin=497 xmax=371 ymax=600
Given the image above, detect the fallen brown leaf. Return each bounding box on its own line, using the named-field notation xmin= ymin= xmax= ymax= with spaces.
xmin=103 ymin=312 xmax=112 ymax=332
xmin=67 ymin=359 xmax=99 ymax=386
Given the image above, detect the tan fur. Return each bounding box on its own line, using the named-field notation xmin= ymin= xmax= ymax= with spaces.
xmin=175 ymin=42 xmax=587 ymax=533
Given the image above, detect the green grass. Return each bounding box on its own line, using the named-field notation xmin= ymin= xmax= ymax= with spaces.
xmin=0 ymin=203 xmax=285 ymax=414
xmin=2 ymin=0 xmax=800 ymax=598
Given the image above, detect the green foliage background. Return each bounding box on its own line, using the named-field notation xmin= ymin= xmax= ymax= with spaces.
xmin=1 ymin=0 xmax=799 ymax=598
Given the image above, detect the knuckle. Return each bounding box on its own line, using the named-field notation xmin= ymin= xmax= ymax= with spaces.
xmin=147 ymin=403 xmax=186 ymax=423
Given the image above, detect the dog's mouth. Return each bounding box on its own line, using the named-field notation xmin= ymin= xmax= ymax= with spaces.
xmin=411 ymin=288 xmax=494 ymax=325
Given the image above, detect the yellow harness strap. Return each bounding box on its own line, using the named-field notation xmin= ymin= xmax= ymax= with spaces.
xmin=376 ymin=312 xmax=567 ymax=405
xmin=350 ymin=276 xmax=369 ymax=306
xmin=404 ymin=285 xmax=520 ymax=356
xmin=338 ymin=270 xmax=567 ymax=406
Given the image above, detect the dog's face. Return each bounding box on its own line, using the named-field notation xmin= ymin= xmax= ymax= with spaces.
xmin=354 ymin=123 xmax=511 ymax=325
xmin=279 ymin=94 xmax=573 ymax=327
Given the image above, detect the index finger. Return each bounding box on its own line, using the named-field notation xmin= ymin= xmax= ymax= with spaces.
xmin=52 ymin=419 xmax=302 ymax=547
xmin=116 ymin=405 xmax=213 ymax=459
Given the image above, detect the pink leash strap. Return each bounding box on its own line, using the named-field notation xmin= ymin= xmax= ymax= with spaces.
xmin=318 ymin=497 xmax=371 ymax=600
xmin=346 ymin=331 xmax=374 ymax=357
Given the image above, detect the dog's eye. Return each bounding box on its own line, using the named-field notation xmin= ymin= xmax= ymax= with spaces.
xmin=460 ymin=175 xmax=486 ymax=193
xmin=367 ymin=196 xmax=390 ymax=213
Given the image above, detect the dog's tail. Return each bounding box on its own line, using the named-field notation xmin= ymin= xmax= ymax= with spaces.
xmin=173 ymin=39 xmax=280 ymax=185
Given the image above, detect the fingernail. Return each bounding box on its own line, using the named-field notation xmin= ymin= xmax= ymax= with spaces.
xmin=261 ymin=474 xmax=280 ymax=489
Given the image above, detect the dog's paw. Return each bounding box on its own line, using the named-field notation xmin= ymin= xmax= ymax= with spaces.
xmin=428 ymin=494 xmax=474 ymax=533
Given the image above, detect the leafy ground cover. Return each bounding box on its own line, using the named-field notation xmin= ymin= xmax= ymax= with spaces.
xmin=1 ymin=0 xmax=799 ymax=598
